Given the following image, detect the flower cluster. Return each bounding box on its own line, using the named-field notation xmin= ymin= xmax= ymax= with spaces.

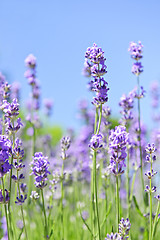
xmin=131 ymin=62 xmax=143 ymax=76
xmin=128 ymin=41 xmax=143 ymax=76
xmin=109 ymin=125 xmax=129 ymax=176
xmin=0 ymin=72 xmax=10 ymax=104
xmin=43 ymin=98 xmax=53 ymax=117
xmin=84 ymin=43 xmax=109 ymax=106
xmin=105 ymin=232 xmax=121 ymax=240
xmin=128 ymin=41 xmax=143 ymax=61
xmin=144 ymin=143 xmax=157 ymax=193
xmin=119 ymin=90 xmax=135 ymax=125
xmin=0 ymin=189 xmax=10 ymax=204
xmin=31 ymin=152 xmax=50 ymax=189
xmin=11 ymin=82 xmax=21 ymax=101
xmin=0 ymin=98 xmax=19 ymax=119
xmin=119 ymin=218 xmax=131 ymax=239
xmin=0 ymin=98 xmax=23 ymax=135
xmin=89 ymin=133 xmax=103 ymax=151
xmin=61 ymin=136 xmax=71 ymax=160
xmin=0 ymin=135 xmax=12 ymax=178
xmin=24 ymin=54 xmax=40 ymax=113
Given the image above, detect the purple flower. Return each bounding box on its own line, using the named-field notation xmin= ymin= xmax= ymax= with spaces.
xmin=105 ymin=233 xmax=121 ymax=240
xmin=134 ymin=86 xmax=146 ymax=99
xmin=154 ymin=195 xmax=160 ymax=201
xmin=145 ymin=185 xmax=156 ymax=193
xmin=131 ymin=62 xmax=143 ymax=76
xmin=0 ymin=135 xmax=12 ymax=177
xmin=145 ymin=169 xmax=157 ymax=179
xmin=24 ymin=54 xmax=41 ymax=113
xmin=61 ymin=136 xmax=71 ymax=160
xmin=119 ymin=90 xmax=135 ymax=125
xmin=0 ymin=98 xmax=19 ymax=119
xmin=11 ymin=82 xmax=21 ymax=100
xmin=109 ymin=125 xmax=129 ymax=176
xmin=82 ymin=59 xmax=92 ymax=77
xmin=85 ymin=43 xmax=107 ymax=67
xmin=6 ymin=117 xmax=23 ymax=133
xmin=119 ymin=218 xmax=131 ymax=239
xmin=61 ymin=136 xmax=71 ymax=151
xmin=145 ymin=143 xmax=157 ymax=154
xmin=11 ymin=173 xmax=25 ymax=182
xmin=0 ymin=189 xmax=10 ymax=204
xmin=20 ymin=183 xmax=27 ymax=193
xmin=25 ymin=54 xmax=36 ymax=69
xmin=145 ymin=143 xmax=157 ymax=163
xmin=150 ymin=80 xmax=159 ymax=108
xmin=89 ymin=133 xmax=103 ymax=151
xmin=84 ymin=44 xmax=109 ymax=105
xmin=30 ymin=191 xmax=39 ymax=200
xmin=12 ymin=138 xmax=24 ymax=160
xmin=31 ymin=152 xmax=50 ymax=189
xmin=43 ymin=98 xmax=53 ymax=116
xmin=15 ymin=194 xmax=27 ymax=205
xmin=92 ymin=78 xmax=109 ymax=105
xmin=128 ymin=41 xmax=143 ymax=60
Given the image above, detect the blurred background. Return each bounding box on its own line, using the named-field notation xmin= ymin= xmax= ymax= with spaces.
xmin=0 ymin=0 xmax=160 ymax=130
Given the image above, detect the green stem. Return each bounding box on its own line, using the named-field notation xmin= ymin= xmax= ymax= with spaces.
xmin=41 ymin=188 xmax=48 ymax=238
xmin=129 ymin=168 xmax=137 ymax=207
xmin=94 ymin=107 xmax=99 ymax=134
xmin=149 ymin=160 xmax=153 ymax=240
xmin=91 ymin=164 xmax=95 ymax=239
xmin=137 ymin=76 xmax=144 ymax=194
xmin=93 ymin=151 xmax=101 ymax=240
xmin=151 ymin=201 xmax=160 ymax=239
xmin=116 ymin=175 xmax=120 ymax=232
xmin=8 ymin=130 xmax=15 ymax=239
xmin=2 ymin=177 xmax=10 ymax=240
xmin=8 ymin=131 xmax=15 ymax=208
xmin=96 ymin=104 xmax=102 ymax=134
xmin=61 ymin=158 xmax=64 ymax=240
xmin=126 ymin=147 xmax=130 ymax=218
xmin=17 ymin=171 xmax=28 ymax=240
xmin=91 ymin=106 xmax=99 ymax=239
xmin=28 ymin=124 xmax=36 ymax=205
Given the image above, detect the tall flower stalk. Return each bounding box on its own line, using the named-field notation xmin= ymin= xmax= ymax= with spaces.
xmin=108 ymin=125 xmax=129 ymax=232
xmin=119 ymin=90 xmax=134 ymax=217
xmin=60 ymin=136 xmax=71 ymax=240
xmin=145 ymin=144 xmax=157 ymax=240
xmin=30 ymin=152 xmax=50 ymax=239
xmin=128 ymin=41 xmax=144 ymax=193
xmin=85 ymin=43 xmax=109 ymax=239
xmin=12 ymin=138 xmax=28 ymax=239
xmin=24 ymin=54 xmax=41 ymax=198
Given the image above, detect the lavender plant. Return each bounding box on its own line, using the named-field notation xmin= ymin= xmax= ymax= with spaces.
xmin=0 ymin=41 xmax=160 ymax=240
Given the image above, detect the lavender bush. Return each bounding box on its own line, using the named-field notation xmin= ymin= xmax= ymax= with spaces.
xmin=0 ymin=41 xmax=160 ymax=240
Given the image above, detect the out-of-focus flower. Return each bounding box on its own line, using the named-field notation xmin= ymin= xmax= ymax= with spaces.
xmin=128 ymin=41 xmax=143 ymax=60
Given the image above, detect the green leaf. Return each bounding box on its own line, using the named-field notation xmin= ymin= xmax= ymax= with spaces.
xmin=49 ymin=229 xmax=53 ymax=238
xmin=18 ymin=228 xmax=24 ymax=240
xmin=133 ymin=195 xmax=145 ymax=218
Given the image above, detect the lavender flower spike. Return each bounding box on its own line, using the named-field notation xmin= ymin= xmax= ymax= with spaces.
xmin=89 ymin=133 xmax=103 ymax=151
xmin=105 ymin=232 xmax=121 ymax=240
xmin=119 ymin=218 xmax=131 ymax=239
xmin=30 ymin=152 xmax=50 ymax=189
xmin=109 ymin=125 xmax=129 ymax=176
xmin=128 ymin=41 xmax=143 ymax=60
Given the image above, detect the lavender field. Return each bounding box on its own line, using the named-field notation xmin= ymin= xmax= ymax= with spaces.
xmin=0 ymin=41 xmax=160 ymax=240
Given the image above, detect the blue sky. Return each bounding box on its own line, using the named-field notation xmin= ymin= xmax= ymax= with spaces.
xmin=0 ymin=0 xmax=160 ymax=130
